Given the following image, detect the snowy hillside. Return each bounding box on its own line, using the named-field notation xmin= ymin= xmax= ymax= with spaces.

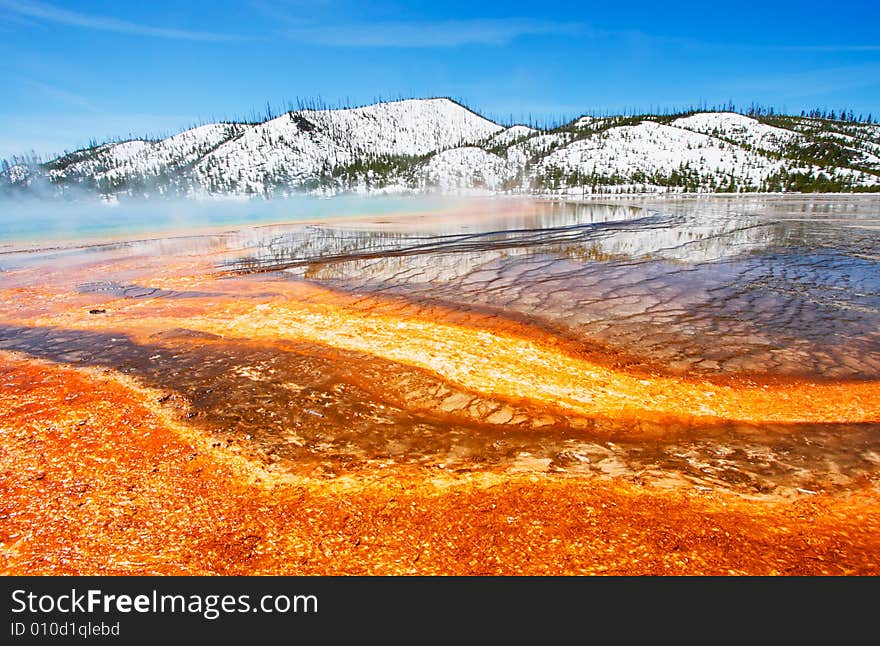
xmin=44 ymin=124 xmax=247 ymax=194
xmin=542 ymin=121 xmax=782 ymax=188
xmin=192 ymin=99 xmax=503 ymax=194
xmin=671 ymin=113 xmax=799 ymax=153
xmin=3 ymin=99 xmax=879 ymax=197
xmin=529 ymin=113 xmax=880 ymax=194
xmin=484 ymin=125 xmax=538 ymax=148
xmin=413 ymin=147 xmax=515 ymax=190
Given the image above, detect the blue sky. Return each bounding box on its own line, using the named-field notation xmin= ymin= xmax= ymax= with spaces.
xmin=2 ymin=0 xmax=879 ymax=160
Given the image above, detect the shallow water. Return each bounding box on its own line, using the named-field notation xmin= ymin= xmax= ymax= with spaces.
xmin=0 ymin=194 xmax=457 ymax=245
xmin=230 ymin=196 xmax=880 ymax=379
xmin=1 ymin=195 xmax=878 ymax=496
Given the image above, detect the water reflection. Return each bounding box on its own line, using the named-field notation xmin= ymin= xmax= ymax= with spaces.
xmin=223 ymin=201 xmax=789 ymax=273
xmin=219 ymin=197 xmax=880 ymax=380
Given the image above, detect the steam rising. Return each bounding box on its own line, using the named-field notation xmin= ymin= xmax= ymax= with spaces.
xmin=0 ymin=193 xmax=456 ymax=248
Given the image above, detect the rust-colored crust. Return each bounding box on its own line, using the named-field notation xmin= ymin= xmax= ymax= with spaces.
xmin=3 ymin=354 xmax=878 ymax=576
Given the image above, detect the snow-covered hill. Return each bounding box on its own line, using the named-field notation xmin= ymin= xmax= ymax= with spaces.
xmin=413 ymin=147 xmax=515 ymax=191
xmin=3 ymin=99 xmax=879 ymax=197
xmin=670 ymin=112 xmax=799 ymax=153
xmin=44 ymin=123 xmax=248 ymax=194
xmin=191 ymin=99 xmax=503 ymax=194
xmin=536 ymin=120 xmax=871 ymax=193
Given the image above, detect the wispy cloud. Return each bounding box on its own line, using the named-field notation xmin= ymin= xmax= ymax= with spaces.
xmin=0 ymin=0 xmax=243 ymax=42
xmin=286 ymin=18 xmax=590 ymax=48
xmin=24 ymin=80 xmax=94 ymax=110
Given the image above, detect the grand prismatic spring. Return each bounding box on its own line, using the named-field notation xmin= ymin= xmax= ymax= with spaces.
xmin=1 ymin=195 xmax=879 ymax=574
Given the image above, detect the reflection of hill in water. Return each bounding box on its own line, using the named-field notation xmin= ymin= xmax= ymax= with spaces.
xmin=226 ymin=201 xmax=787 ymax=274
xmin=224 ymin=198 xmax=880 ymax=380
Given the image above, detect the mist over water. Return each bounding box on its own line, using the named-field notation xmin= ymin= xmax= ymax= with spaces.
xmin=0 ymin=194 xmax=459 ymax=247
